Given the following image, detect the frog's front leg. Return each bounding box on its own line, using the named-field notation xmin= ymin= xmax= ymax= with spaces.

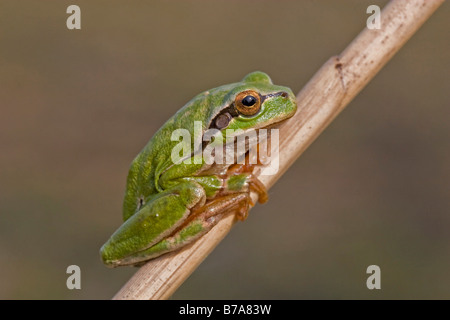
xmin=100 ymin=181 xmax=206 ymax=267
xmin=222 ymin=173 xmax=268 ymax=207
xmin=158 ymin=158 xmax=268 ymax=204
xmin=165 ymin=172 xmax=267 ymax=211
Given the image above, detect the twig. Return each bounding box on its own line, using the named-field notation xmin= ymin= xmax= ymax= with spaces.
xmin=113 ymin=0 xmax=444 ymax=300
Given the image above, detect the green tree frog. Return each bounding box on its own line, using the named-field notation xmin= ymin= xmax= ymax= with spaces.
xmin=100 ymin=71 xmax=297 ymax=267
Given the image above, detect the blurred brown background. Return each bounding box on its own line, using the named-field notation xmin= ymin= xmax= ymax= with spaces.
xmin=0 ymin=0 xmax=449 ymax=299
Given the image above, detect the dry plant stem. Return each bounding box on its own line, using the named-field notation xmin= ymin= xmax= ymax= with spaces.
xmin=113 ymin=0 xmax=444 ymax=300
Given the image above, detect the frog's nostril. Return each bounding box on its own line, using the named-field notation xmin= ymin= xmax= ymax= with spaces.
xmin=280 ymin=92 xmax=289 ymax=98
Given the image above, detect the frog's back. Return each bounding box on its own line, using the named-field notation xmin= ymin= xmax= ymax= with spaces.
xmin=122 ymin=85 xmax=234 ymax=220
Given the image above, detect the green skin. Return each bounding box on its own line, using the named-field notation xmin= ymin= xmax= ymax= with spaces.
xmin=100 ymin=71 xmax=297 ymax=267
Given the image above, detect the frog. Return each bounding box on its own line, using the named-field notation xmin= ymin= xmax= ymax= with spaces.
xmin=100 ymin=71 xmax=297 ymax=267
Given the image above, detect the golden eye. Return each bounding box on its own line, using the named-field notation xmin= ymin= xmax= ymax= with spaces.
xmin=235 ymin=90 xmax=261 ymax=116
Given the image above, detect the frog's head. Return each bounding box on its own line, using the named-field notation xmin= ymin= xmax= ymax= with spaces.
xmin=208 ymin=71 xmax=297 ymax=134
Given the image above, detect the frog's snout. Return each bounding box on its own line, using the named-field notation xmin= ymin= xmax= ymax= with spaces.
xmin=283 ymin=89 xmax=297 ymax=102
xmin=100 ymin=242 xmax=119 ymax=268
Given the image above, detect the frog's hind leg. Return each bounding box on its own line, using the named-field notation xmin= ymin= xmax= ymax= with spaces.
xmin=100 ymin=181 xmax=206 ymax=267
xmin=120 ymin=192 xmax=251 ymax=264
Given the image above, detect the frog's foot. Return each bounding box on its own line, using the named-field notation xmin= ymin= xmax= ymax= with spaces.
xmin=223 ymin=172 xmax=268 ymax=207
xmin=224 ymin=159 xmax=268 ymax=205
xmin=248 ymin=175 xmax=268 ymax=205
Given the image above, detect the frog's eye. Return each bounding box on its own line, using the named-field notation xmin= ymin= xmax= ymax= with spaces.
xmin=235 ymin=90 xmax=261 ymax=116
